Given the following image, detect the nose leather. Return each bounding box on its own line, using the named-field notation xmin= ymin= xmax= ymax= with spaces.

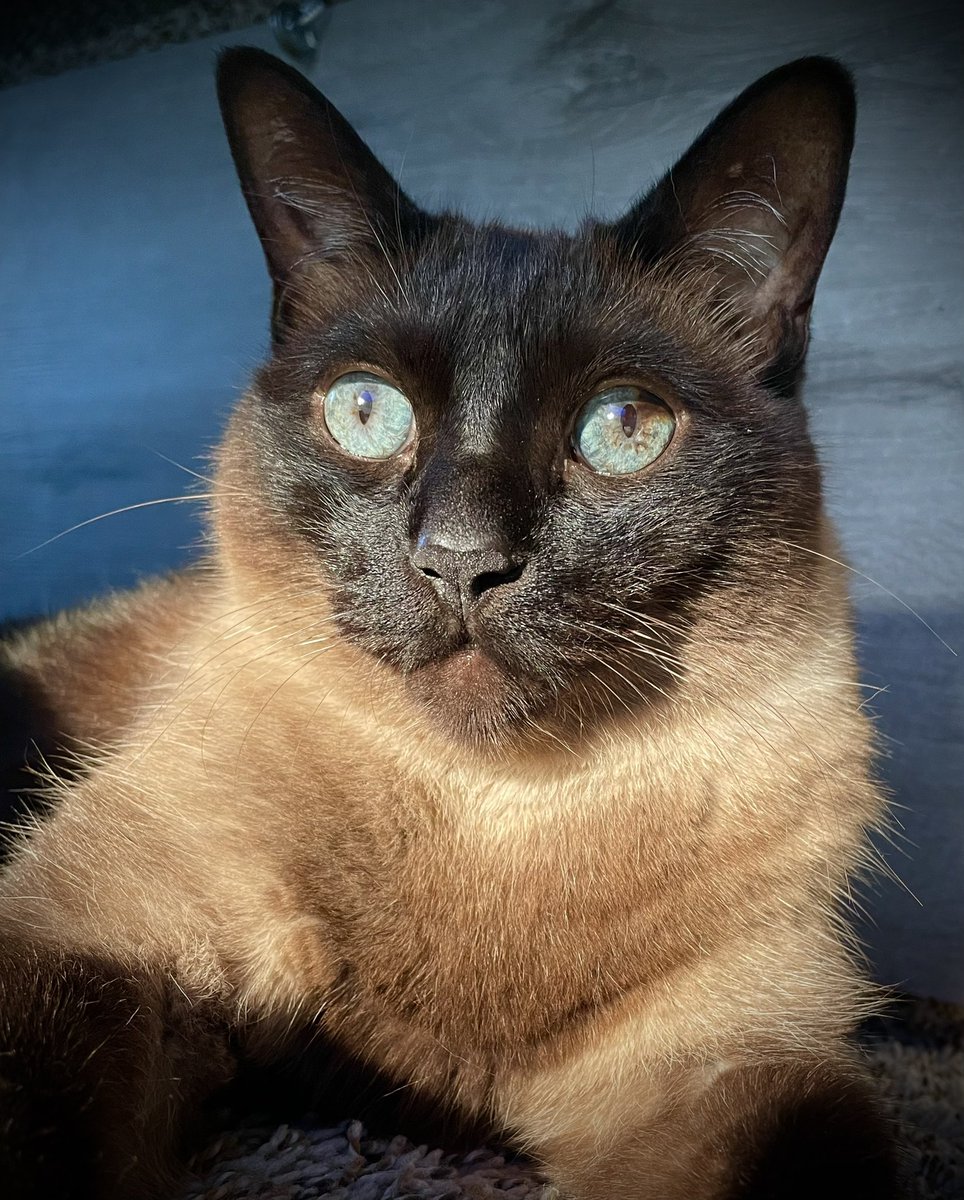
xmin=412 ymin=537 xmax=523 ymax=618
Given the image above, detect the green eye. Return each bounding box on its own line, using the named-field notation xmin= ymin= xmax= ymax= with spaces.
xmin=572 ymin=386 xmax=675 ymax=475
xmin=322 ymin=372 xmax=414 ymax=459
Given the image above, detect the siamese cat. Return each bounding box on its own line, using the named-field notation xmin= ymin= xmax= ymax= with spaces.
xmin=0 ymin=49 xmax=900 ymax=1199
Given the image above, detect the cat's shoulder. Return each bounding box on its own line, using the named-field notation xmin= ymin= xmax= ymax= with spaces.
xmin=2 ymin=570 xmax=207 ymax=725
xmin=0 ymin=569 xmax=210 ymax=836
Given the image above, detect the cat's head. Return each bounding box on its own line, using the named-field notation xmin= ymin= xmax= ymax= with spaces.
xmin=213 ymin=50 xmax=855 ymax=746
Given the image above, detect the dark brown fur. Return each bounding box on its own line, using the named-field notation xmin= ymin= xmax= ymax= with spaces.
xmin=0 ymin=53 xmax=901 ymax=1198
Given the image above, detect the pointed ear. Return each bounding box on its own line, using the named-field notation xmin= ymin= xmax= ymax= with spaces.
xmin=216 ymin=47 xmax=429 ymax=344
xmin=615 ymin=58 xmax=855 ymax=385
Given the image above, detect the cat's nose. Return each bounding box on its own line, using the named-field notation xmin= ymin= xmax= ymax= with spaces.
xmin=411 ymin=536 xmax=525 ymax=618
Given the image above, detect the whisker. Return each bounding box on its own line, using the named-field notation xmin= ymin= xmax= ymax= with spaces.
xmin=149 ymin=450 xmax=226 ymax=490
xmin=233 ymin=641 xmax=337 ymax=774
xmin=17 ymin=494 xmax=213 ymax=557
xmin=779 ymin=539 xmax=957 ymax=657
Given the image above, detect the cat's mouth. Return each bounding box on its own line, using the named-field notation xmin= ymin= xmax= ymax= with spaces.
xmin=411 ymin=643 xmax=508 ymax=696
xmin=429 ymin=645 xmax=502 ymax=687
xmin=405 ymin=642 xmax=542 ymax=743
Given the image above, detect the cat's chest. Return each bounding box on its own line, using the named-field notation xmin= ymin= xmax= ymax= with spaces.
xmin=307 ymin=790 xmax=700 ymax=1060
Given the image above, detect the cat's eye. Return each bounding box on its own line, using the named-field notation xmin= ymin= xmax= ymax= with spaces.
xmin=322 ymin=372 xmax=415 ymax=459
xmin=572 ymin=386 xmax=676 ymax=476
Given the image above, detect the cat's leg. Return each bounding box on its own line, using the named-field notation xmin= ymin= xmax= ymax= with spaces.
xmin=498 ymin=1049 xmax=901 ymax=1200
xmin=0 ymin=929 xmax=235 ymax=1200
xmin=705 ymin=1056 xmax=902 ymax=1199
xmin=0 ymin=781 xmax=245 ymax=1199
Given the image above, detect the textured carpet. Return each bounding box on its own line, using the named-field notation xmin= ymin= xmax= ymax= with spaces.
xmin=864 ymin=998 xmax=964 ymax=1200
xmin=180 ymin=997 xmax=963 ymax=1199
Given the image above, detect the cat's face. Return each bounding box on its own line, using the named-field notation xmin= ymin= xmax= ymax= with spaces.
xmin=216 ymin=52 xmax=854 ymax=743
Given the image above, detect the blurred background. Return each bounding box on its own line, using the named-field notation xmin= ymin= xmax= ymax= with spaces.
xmin=0 ymin=0 xmax=961 ymax=1002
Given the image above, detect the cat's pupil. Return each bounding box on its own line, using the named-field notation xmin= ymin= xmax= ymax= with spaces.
xmin=619 ymin=403 xmax=637 ymax=439
xmin=356 ymin=389 xmax=374 ymax=426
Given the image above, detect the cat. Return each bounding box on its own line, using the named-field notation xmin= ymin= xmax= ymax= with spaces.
xmin=0 ymin=48 xmax=901 ymax=1199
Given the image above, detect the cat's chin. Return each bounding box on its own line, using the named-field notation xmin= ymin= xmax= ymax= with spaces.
xmin=406 ymin=647 xmax=539 ymax=744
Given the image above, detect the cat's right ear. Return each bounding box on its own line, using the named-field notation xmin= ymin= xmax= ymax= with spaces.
xmin=217 ymin=47 xmax=427 ymax=344
xmin=613 ymin=58 xmax=856 ymax=390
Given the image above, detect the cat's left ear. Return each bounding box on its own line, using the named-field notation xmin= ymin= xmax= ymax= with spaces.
xmin=615 ymin=58 xmax=855 ymax=384
xmin=217 ymin=47 xmax=430 ymax=344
